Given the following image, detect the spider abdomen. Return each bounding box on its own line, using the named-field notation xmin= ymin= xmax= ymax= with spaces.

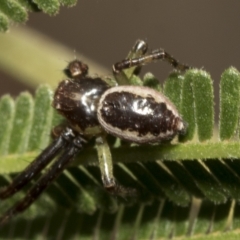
xmin=97 ymin=86 xmax=186 ymax=143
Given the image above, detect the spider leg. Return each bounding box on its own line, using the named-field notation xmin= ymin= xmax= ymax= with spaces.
xmin=127 ymin=39 xmax=148 ymax=61
xmin=96 ymin=135 xmax=114 ymax=188
xmin=96 ymin=135 xmax=137 ymax=197
xmin=0 ymin=127 xmax=74 ymax=199
xmin=0 ymin=134 xmax=85 ymax=226
xmin=113 ymin=48 xmax=190 ymax=76
xmin=113 ymin=40 xmax=148 ymax=85
xmin=0 ymin=138 xmax=65 ymax=199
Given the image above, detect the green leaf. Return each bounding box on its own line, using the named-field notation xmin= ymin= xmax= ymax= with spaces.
xmin=27 ymin=85 xmax=53 ymax=151
xmin=0 ymin=95 xmax=15 ymax=156
xmin=8 ymin=92 xmax=33 ymax=154
xmin=0 ymin=0 xmax=79 ymax=32
xmin=60 ymin=0 xmax=78 ymax=7
xmin=179 ymin=70 xmax=196 ymax=142
xmin=0 ymin=0 xmax=27 ymax=23
xmin=163 ymin=72 xmax=184 ymax=111
xmin=33 ymin=0 xmax=60 ymax=15
xmin=191 ymin=69 xmax=214 ymax=141
xmin=219 ymin=67 xmax=240 ymax=140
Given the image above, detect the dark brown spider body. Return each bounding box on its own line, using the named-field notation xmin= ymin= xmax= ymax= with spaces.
xmin=0 ymin=40 xmax=189 ymax=226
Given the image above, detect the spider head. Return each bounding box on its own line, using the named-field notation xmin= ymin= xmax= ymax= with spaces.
xmin=64 ymin=60 xmax=89 ymax=78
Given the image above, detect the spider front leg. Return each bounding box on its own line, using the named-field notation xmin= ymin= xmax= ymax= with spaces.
xmin=0 ymin=129 xmax=86 ymax=226
xmin=113 ymin=39 xmax=148 ymax=85
xmin=0 ymin=127 xmax=73 ymax=200
xmin=113 ymin=40 xmax=189 ymax=85
xmin=95 ymin=135 xmax=136 ymax=197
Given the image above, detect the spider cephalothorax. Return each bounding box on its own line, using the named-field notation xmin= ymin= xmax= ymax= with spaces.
xmin=0 ymin=40 xmax=189 ymax=225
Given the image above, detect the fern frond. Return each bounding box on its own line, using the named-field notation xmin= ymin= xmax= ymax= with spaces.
xmin=1 ymin=67 xmax=240 ymax=239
